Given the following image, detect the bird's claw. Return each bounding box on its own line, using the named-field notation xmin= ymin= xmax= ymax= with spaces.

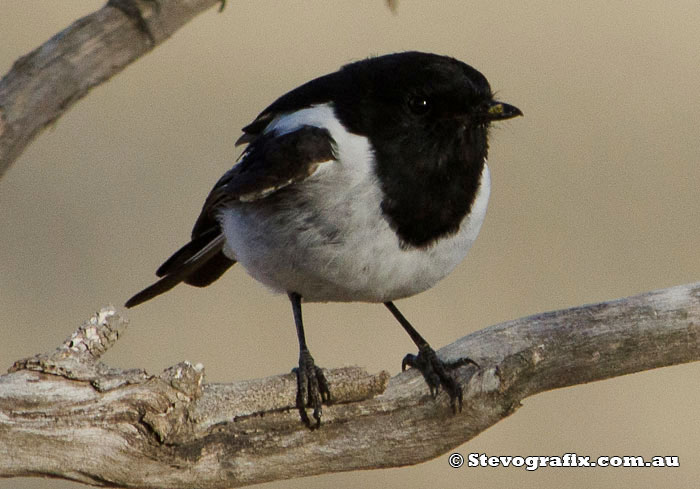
xmin=402 ymin=345 xmax=478 ymax=413
xmin=293 ymin=349 xmax=331 ymax=429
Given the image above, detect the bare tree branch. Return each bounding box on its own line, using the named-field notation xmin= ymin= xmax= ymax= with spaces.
xmin=0 ymin=0 xmax=221 ymax=179
xmin=1 ymin=282 xmax=698 ymax=488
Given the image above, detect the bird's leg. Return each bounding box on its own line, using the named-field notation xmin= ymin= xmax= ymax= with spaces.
xmin=384 ymin=301 xmax=478 ymax=413
xmin=289 ymin=292 xmax=331 ymax=429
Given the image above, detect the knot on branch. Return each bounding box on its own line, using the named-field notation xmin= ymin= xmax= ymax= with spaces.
xmin=160 ymin=360 xmax=206 ymax=399
xmin=142 ymin=361 xmax=206 ymax=443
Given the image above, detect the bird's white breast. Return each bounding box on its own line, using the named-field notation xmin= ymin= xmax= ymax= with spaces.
xmin=219 ymin=103 xmax=490 ymax=303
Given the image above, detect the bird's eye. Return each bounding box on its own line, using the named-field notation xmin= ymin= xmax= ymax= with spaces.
xmin=407 ymin=95 xmax=431 ymax=116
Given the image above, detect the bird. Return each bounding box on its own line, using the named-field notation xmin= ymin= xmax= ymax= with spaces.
xmin=125 ymin=51 xmax=522 ymax=428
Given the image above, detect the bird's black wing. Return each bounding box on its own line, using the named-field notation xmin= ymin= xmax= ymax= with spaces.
xmin=125 ymin=125 xmax=336 ymax=308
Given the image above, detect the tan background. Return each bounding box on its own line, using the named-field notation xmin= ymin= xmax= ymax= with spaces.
xmin=2 ymin=1 xmax=699 ymax=488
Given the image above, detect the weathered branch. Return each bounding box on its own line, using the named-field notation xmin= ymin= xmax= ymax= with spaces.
xmin=0 ymin=0 xmax=221 ymax=179
xmin=1 ymin=282 xmax=698 ymax=488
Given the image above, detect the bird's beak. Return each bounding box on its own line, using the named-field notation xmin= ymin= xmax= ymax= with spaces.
xmin=484 ymin=100 xmax=523 ymax=121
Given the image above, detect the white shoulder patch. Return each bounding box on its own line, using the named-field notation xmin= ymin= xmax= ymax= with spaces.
xmin=265 ymin=103 xmax=340 ymax=137
xmin=265 ymin=103 xmax=375 ymax=185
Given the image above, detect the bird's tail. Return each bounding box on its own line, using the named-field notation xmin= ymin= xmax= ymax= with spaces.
xmin=125 ymin=233 xmax=235 ymax=308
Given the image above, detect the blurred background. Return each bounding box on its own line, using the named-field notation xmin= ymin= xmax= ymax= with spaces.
xmin=1 ymin=1 xmax=699 ymax=488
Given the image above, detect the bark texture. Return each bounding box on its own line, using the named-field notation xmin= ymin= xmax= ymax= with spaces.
xmin=0 ymin=0 xmax=221 ymax=178
xmin=1 ymin=282 xmax=698 ymax=487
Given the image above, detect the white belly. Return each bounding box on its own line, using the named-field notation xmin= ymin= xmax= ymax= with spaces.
xmin=218 ymin=104 xmax=490 ymax=303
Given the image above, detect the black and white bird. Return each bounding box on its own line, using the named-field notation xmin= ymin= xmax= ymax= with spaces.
xmin=126 ymin=51 xmax=522 ymax=428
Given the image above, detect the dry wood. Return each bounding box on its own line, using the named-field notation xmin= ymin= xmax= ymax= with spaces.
xmin=1 ymin=282 xmax=698 ymax=488
xmin=0 ymin=0 xmax=221 ymax=178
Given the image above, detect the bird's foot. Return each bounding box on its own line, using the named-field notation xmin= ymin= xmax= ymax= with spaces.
xmin=402 ymin=344 xmax=479 ymax=413
xmin=293 ymin=349 xmax=331 ymax=429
